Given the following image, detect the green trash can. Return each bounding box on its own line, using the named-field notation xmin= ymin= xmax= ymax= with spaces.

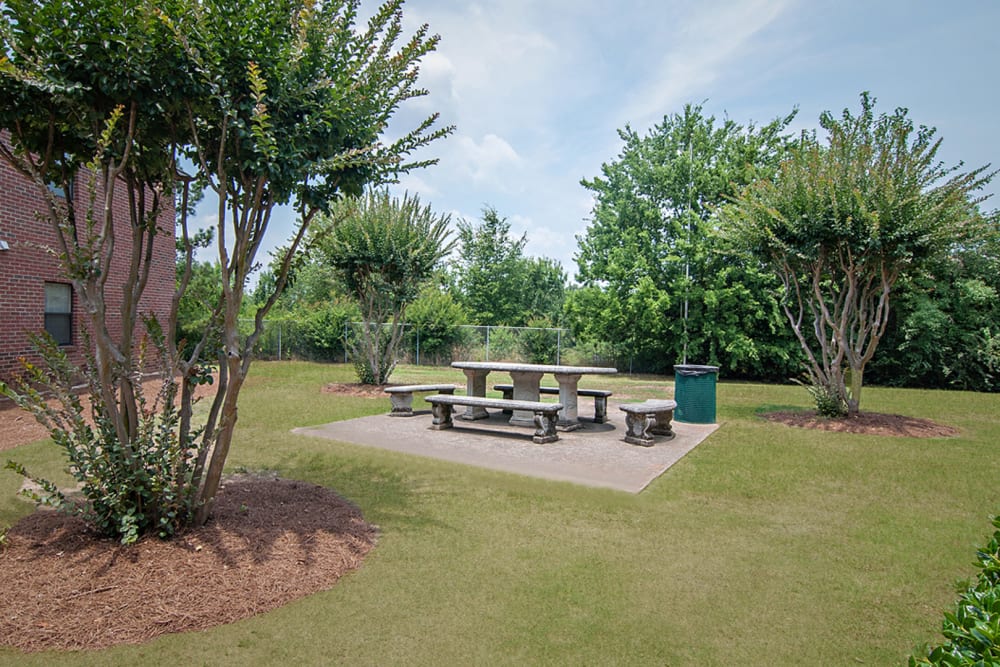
xmin=673 ymin=364 xmax=719 ymax=424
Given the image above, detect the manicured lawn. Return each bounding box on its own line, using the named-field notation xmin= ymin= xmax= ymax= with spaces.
xmin=2 ymin=361 xmax=998 ymax=665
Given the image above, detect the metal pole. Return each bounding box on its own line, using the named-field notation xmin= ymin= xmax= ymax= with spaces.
xmin=485 ymin=326 xmax=490 ymax=361
xmin=556 ymin=328 xmax=561 ymax=365
xmin=416 ymin=329 xmax=420 ymax=366
xmin=683 ymin=137 xmax=693 ymax=365
xmin=277 ymin=322 xmax=282 ymax=361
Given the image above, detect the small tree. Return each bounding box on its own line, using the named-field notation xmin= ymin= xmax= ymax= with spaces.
xmin=452 ymin=207 xmax=566 ymax=326
xmin=1 ymin=0 xmax=451 ymax=538
xmin=723 ymin=93 xmax=994 ymax=416
xmin=577 ymin=104 xmax=799 ymax=375
xmin=314 ymin=190 xmax=453 ymax=384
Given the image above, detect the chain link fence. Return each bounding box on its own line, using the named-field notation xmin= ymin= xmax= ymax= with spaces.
xmin=242 ymin=320 xmax=617 ymax=368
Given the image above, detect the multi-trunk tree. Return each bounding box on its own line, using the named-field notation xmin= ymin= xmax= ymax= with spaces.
xmin=311 ymin=190 xmax=454 ymax=385
xmin=1 ymin=0 xmax=451 ymax=540
xmin=722 ymin=93 xmax=994 ymax=416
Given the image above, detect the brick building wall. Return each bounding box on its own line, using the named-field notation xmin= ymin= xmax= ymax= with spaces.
xmin=0 ymin=158 xmax=176 ymax=383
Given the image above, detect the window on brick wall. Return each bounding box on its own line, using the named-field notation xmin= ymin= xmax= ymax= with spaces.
xmin=44 ymin=282 xmax=73 ymax=346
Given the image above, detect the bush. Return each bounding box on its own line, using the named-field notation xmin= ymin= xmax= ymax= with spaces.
xmin=910 ymin=515 xmax=1000 ymax=666
xmin=2 ymin=333 xmax=200 ymax=545
xmin=518 ymin=317 xmax=560 ymax=364
xmin=406 ymin=287 xmax=467 ymax=360
xmin=297 ymin=298 xmax=359 ymax=361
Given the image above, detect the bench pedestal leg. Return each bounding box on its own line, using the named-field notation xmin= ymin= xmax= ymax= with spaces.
xmin=499 ymin=386 xmax=514 ymax=414
xmin=532 ymin=412 xmax=559 ymax=444
xmin=623 ymin=412 xmax=656 ymax=447
xmin=650 ymin=409 xmax=674 ymax=438
xmin=430 ymin=403 xmax=454 ymax=430
xmin=388 ymin=392 xmax=414 ymax=417
xmin=593 ymin=396 xmax=608 ymax=424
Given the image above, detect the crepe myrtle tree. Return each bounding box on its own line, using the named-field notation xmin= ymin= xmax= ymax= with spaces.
xmin=0 ymin=0 xmax=452 ymax=539
xmin=0 ymin=0 xmax=207 ymax=543
xmin=312 ymin=190 xmax=454 ymax=384
xmin=722 ymin=93 xmax=994 ymax=417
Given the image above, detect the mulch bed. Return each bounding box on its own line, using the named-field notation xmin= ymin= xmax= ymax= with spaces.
xmin=320 ymin=382 xmax=394 ymax=398
xmin=0 ymin=475 xmax=377 ymax=652
xmin=761 ymin=410 xmax=959 ymax=438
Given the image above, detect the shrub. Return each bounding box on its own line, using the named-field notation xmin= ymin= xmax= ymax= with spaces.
xmin=910 ymin=515 xmax=1000 ymax=666
xmin=297 ymin=299 xmax=359 ymax=361
xmin=518 ymin=317 xmax=560 ymax=364
xmin=406 ymin=287 xmax=467 ymax=360
xmin=2 ymin=333 xmax=200 ymax=545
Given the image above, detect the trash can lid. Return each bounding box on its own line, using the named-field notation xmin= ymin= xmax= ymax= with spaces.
xmin=673 ymin=364 xmax=719 ymax=376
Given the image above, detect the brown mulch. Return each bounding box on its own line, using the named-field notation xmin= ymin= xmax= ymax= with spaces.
xmin=761 ymin=410 xmax=958 ymax=438
xmin=0 ymin=381 xmax=378 ymax=653
xmin=320 ymin=382 xmax=392 ymax=398
xmin=0 ymin=475 xmax=377 ymax=652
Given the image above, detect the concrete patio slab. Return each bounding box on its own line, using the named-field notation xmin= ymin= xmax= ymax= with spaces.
xmin=293 ymin=402 xmax=719 ymax=493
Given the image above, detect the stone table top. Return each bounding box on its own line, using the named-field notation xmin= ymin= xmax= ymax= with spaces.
xmin=450 ymin=361 xmax=618 ymax=375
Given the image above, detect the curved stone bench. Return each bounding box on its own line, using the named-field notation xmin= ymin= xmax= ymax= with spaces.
xmin=619 ymin=399 xmax=677 ymax=447
xmin=384 ymin=384 xmax=458 ymax=416
xmin=493 ymin=384 xmax=613 ymax=423
xmin=425 ymin=394 xmax=563 ymax=444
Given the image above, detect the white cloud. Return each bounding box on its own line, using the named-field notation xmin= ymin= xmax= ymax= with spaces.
xmin=615 ymin=0 xmax=796 ymax=129
xmin=453 ymin=133 xmax=522 ymax=184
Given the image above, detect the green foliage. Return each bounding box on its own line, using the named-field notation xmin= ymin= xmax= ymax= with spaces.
xmin=452 ymin=207 xmax=566 ymax=326
xmin=405 ymin=284 xmax=467 ymax=360
xmin=911 ymin=515 xmax=1000 ymax=666
xmin=723 ymin=92 xmax=995 ymax=413
xmin=868 ymin=215 xmax=1000 ymax=392
xmin=795 ymin=378 xmax=848 ymax=417
xmin=315 ymin=190 xmax=453 ymax=383
xmin=295 ymin=298 xmax=359 ymax=361
xmin=175 ymin=258 xmax=223 ymax=351
xmin=2 ymin=335 xmax=199 ymax=545
xmin=518 ymin=316 xmax=561 ymax=364
xmin=484 ymin=326 xmax=519 ymax=362
xmin=577 ymin=103 xmax=800 ymax=375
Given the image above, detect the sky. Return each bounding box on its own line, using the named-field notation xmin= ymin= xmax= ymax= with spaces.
xmin=199 ymin=0 xmax=1000 ymax=281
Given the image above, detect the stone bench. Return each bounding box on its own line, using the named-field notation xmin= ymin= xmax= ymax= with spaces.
xmin=384 ymin=384 xmax=458 ymax=417
xmin=619 ymin=399 xmax=677 ymax=447
xmin=424 ymin=394 xmax=563 ymax=444
xmin=493 ymin=384 xmax=613 ymax=423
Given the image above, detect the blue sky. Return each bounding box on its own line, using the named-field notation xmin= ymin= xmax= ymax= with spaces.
xmin=202 ymin=0 xmax=999 ymax=280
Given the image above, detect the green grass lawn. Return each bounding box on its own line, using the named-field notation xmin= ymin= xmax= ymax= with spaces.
xmin=2 ymin=361 xmax=998 ymax=665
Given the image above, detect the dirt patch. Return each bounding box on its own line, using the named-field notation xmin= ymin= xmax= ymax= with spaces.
xmin=0 ymin=475 xmax=377 ymax=652
xmin=761 ymin=410 xmax=958 ymax=438
xmin=0 ymin=376 xmax=218 ymax=453
xmin=321 ymin=382 xmax=393 ymax=398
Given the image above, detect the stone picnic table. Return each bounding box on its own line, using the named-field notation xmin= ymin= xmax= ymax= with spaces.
xmin=450 ymin=361 xmax=618 ymax=431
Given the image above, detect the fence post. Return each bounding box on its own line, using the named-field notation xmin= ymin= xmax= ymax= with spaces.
xmin=557 ymin=328 xmax=561 ymax=365
xmin=486 ymin=326 xmax=490 ymax=361
xmin=415 ymin=329 xmax=420 ymax=366
xmin=277 ymin=322 xmax=282 ymax=361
